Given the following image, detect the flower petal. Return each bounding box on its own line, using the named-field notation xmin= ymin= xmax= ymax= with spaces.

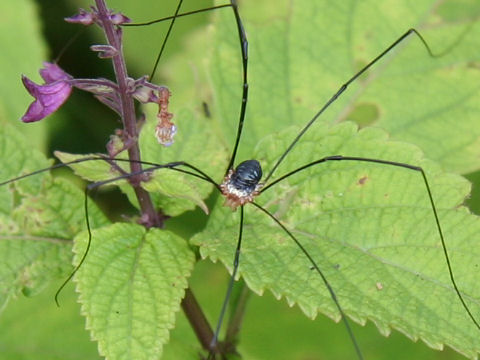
xmin=39 ymin=62 xmax=71 ymax=83
xmin=64 ymin=9 xmax=96 ymax=25
xmin=109 ymin=13 xmax=130 ymax=25
xmin=21 ymin=63 xmax=73 ymax=123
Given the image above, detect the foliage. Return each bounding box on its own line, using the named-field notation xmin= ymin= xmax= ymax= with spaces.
xmin=0 ymin=0 xmax=479 ymax=359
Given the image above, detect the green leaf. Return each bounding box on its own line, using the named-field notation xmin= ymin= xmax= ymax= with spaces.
xmin=192 ymin=122 xmax=480 ymax=359
xmin=208 ymin=0 xmax=480 ymax=174
xmin=0 ymin=124 xmax=109 ymax=309
xmin=73 ymin=223 xmax=195 ymax=360
xmin=143 ymin=170 xmax=209 ymax=216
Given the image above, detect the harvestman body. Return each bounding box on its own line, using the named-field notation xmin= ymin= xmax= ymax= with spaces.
xmin=221 ymin=160 xmax=263 ymax=210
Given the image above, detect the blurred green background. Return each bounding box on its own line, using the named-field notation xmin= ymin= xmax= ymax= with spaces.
xmin=0 ymin=0 xmax=478 ymax=359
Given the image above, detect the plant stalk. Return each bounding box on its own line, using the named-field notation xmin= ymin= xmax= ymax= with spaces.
xmin=94 ymin=0 xmax=215 ymax=351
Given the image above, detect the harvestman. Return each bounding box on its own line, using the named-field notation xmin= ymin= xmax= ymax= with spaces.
xmin=2 ymin=0 xmax=479 ymax=359
xmin=185 ymin=2 xmax=480 ymax=359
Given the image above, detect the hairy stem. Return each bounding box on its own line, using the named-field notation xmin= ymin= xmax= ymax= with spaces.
xmin=95 ymin=0 xmax=160 ymax=227
xmin=94 ymin=0 xmax=215 ymax=350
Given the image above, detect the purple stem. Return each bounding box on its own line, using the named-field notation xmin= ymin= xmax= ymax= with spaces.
xmin=94 ymin=0 xmax=214 ymax=352
xmin=95 ymin=0 xmax=160 ymax=227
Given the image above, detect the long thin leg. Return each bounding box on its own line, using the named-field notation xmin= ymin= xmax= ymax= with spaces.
xmin=225 ymin=0 xmax=249 ymax=175
xmin=262 ymin=155 xmax=480 ymax=332
xmin=0 ymin=156 xmax=104 ymax=186
xmin=252 ymin=202 xmax=364 ymax=360
xmin=263 ymin=29 xmax=435 ymax=183
xmin=84 ymin=160 xmax=220 ymax=191
xmin=149 ymin=0 xmax=184 ymax=81
xmin=123 ymin=4 xmax=232 ymax=27
xmin=54 ymin=187 xmax=92 ymax=306
xmin=1 ymin=156 xmax=220 ymax=191
xmin=208 ymin=205 xmax=245 ymax=359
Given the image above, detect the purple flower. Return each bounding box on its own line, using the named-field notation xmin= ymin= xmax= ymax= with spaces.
xmin=90 ymin=44 xmax=118 ymax=58
xmin=64 ymin=8 xmax=96 ymax=26
xmin=21 ymin=62 xmax=73 ymax=123
xmin=109 ymin=13 xmax=131 ymax=25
